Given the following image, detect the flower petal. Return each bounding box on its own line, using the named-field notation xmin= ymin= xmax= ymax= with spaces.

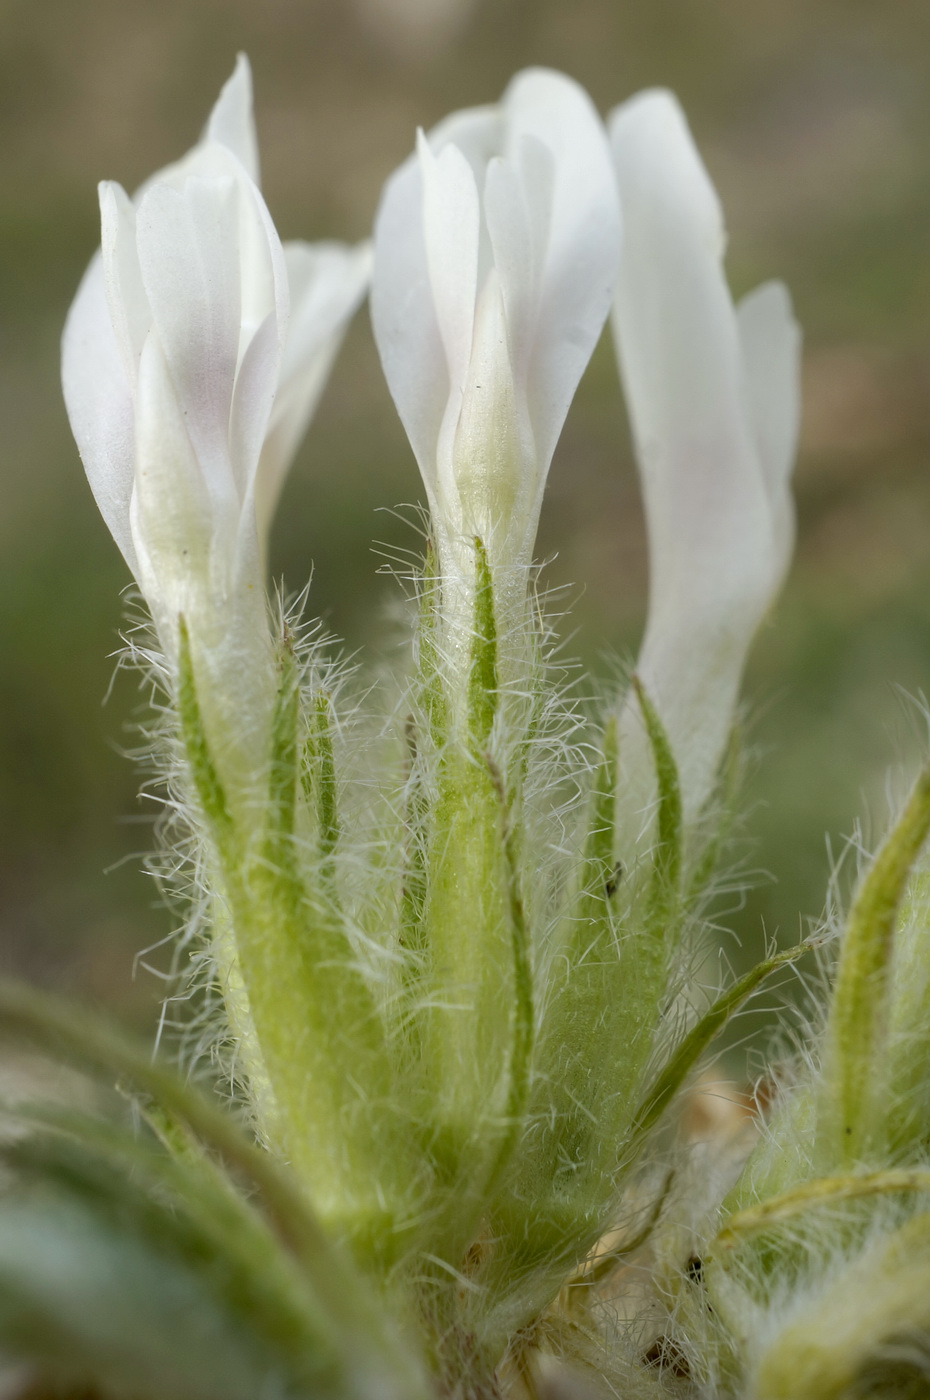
xmin=99 ymin=181 xmax=150 ymax=390
xmin=449 ymin=266 xmax=523 ymax=549
xmin=204 ymin=54 xmax=261 ymax=186
xmin=483 ymin=135 xmax=552 ymax=399
xmin=372 ymin=73 xmax=618 ymax=571
xmin=131 ymin=330 xmax=219 ymax=623
xmin=501 ymin=69 xmax=621 ymax=475
xmin=229 ymin=310 xmax=280 ymax=515
xmin=135 ymin=175 xmax=242 ymax=501
xmin=227 ymin=175 xmax=290 ymax=501
xmin=737 ymin=280 xmax=802 ymax=580
xmin=61 ymin=253 xmax=138 ymax=575
xmin=370 ymin=148 xmax=448 ymax=496
xmin=417 ymin=131 xmax=480 ymax=423
xmin=610 ymin=88 xmax=793 ymax=820
xmin=254 ymin=240 xmax=371 ymax=541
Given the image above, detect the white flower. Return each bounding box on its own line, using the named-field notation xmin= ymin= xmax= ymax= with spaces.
xmin=62 ymin=55 xmax=370 ymax=646
xmin=371 ymin=68 xmax=621 ymax=580
xmin=609 ymin=89 xmax=801 ymax=828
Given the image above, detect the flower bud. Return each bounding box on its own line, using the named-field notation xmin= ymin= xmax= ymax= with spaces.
xmin=371 ymin=68 xmax=621 ymax=583
xmin=62 ymin=56 xmax=369 ymax=657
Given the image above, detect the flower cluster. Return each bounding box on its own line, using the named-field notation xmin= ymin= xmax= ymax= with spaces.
xmin=3 ymin=48 xmax=926 ymax=1400
xmin=64 ymin=58 xmax=798 ymax=801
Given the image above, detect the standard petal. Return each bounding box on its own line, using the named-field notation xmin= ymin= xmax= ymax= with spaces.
xmin=423 ymin=103 xmax=501 ymax=286
xmin=254 ymin=240 xmax=370 ymax=541
xmin=229 ymin=311 xmax=280 ymax=513
xmin=99 ymin=181 xmax=150 ymax=390
xmin=737 ymin=280 xmax=802 ymax=580
xmin=280 ymin=241 xmax=371 ymax=385
xmin=483 ymin=137 xmax=551 ymax=394
xmin=204 ymin=54 xmax=260 ymax=186
xmin=502 ymin=69 xmax=621 ymax=474
xmin=61 ymin=253 xmax=138 ymax=575
xmin=228 ymin=150 xmax=285 ymax=353
xmin=227 ymin=174 xmax=290 ymax=501
xmin=371 ymin=151 xmax=448 ymax=493
xmin=135 ymin=175 xmax=242 ymax=497
xmin=417 ymin=131 xmax=480 ymax=404
xmin=610 ymin=88 xmax=786 ymax=820
xmin=425 ymin=103 xmax=501 ymax=187
xmin=131 ymin=330 xmax=221 ymax=620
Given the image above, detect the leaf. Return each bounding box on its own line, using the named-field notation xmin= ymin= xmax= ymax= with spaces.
xmin=301 ymin=689 xmax=340 ymax=865
xmin=626 ymin=936 xmax=820 ymax=1153
xmin=582 ymin=717 xmax=619 ymax=903
xmin=0 ymin=1131 xmax=342 ymax=1399
xmin=631 ymin=674 xmax=682 ymax=894
xmin=415 ymin=540 xmax=448 ymax=747
xmin=713 ymin=1168 xmax=930 ymax=1250
xmin=267 ymin=638 xmax=302 ymax=867
xmin=0 ymin=980 xmax=431 ymax=1400
xmin=468 ymin=536 xmax=499 ymax=747
xmin=483 ymin=753 xmax=534 ymax=1192
xmin=823 ymin=758 xmax=930 ymax=1163
xmin=176 ymin=617 xmax=238 ymax=863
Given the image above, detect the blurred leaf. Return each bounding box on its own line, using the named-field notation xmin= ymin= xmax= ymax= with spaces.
xmin=0 ymin=981 xmax=432 ymax=1400
xmin=0 ymin=1135 xmax=336 ymax=1399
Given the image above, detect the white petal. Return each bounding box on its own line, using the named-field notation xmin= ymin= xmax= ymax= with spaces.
xmin=131 ymin=330 xmax=220 ymax=620
xmin=99 ymin=181 xmax=150 ymax=389
xmin=370 ymin=148 xmax=448 ymax=494
xmin=426 ymin=103 xmax=501 ymax=181
xmin=227 ymin=173 xmax=290 ymax=500
xmin=737 ymin=280 xmax=802 ymax=580
xmin=228 ymin=150 xmax=285 ymax=353
xmin=372 ymin=74 xmax=618 ymax=565
xmin=280 ymin=241 xmax=371 ymax=384
xmin=425 ymin=104 xmax=501 ymax=287
xmin=61 ymin=253 xmax=138 ymax=575
xmin=229 ymin=311 xmax=280 ymax=513
xmin=447 ymin=267 xmax=524 ymax=551
xmin=371 ymin=105 xmax=504 ymax=503
xmin=502 ymin=69 xmax=621 ymax=473
xmin=135 ymin=175 xmax=242 ymax=498
xmin=204 ymin=54 xmax=260 ymax=186
xmin=610 ymin=88 xmax=792 ymax=820
xmin=483 ymin=136 xmax=551 ymax=395
xmin=254 ymin=240 xmax=370 ymax=541
xmin=418 ymin=131 xmax=480 ymax=405
xmin=133 ymin=88 xmax=262 ymax=211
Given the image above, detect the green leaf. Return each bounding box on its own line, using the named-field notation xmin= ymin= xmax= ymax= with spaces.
xmin=749 ymin=1211 xmax=930 ymax=1400
xmin=482 ymin=754 xmax=534 ymax=1192
xmin=0 ymin=1125 xmax=341 ymax=1388
xmin=713 ymin=1168 xmax=930 ymax=1250
xmin=0 ymin=1130 xmax=343 ymax=1399
xmin=398 ymin=717 xmax=430 ymax=975
xmin=301 ymin=690 xmax=340 ymax=866
xmin=267 ymin=638 xmax=302 ymax=871
xmin=823 ymin=758 xmax=930 ymax=1163
xmin=0 ymin=981 xmax=431 ymax=1400
xmin=583 ymin=716 xmax=619 ymax=902
xmin=627 ymin=936 xmax=821 ymax=1153
xmin=176 ymin=617 xmax=238 ymax=863
xmin=468 ymin=536 xmax=499 ymax=748
xmin=631 ymin=675 xmax=682 ymax=894
xmin=0 ymin=1190 xmax=308 ymax=1400
xmin=415 ymin=540 xmax=448 ymax=747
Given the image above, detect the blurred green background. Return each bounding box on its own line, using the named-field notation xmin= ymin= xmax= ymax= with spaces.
xmin=2 ymin=0 xmax=930 ymax=1031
